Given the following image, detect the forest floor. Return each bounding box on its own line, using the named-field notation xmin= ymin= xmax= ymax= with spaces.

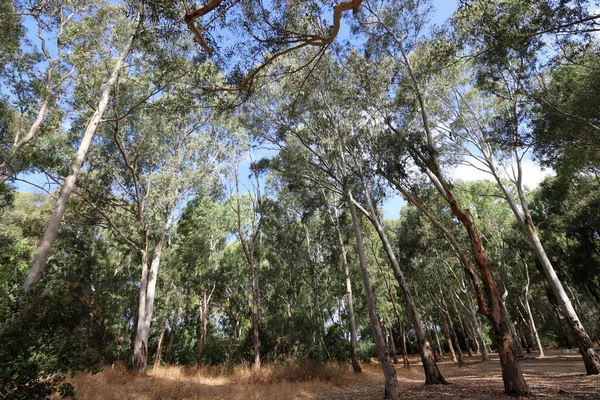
xmin=69 ymin=349 xmax=599 ymax=399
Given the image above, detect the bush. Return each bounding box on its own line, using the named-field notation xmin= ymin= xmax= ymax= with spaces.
xmin=356 ymin=341 xmax=376 ymax=363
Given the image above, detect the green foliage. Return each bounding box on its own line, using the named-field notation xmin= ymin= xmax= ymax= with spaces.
xmin=532 ymin=56 xmax=600 ymax=174
xmin=356 ymin=341 xmax=376 ymax=363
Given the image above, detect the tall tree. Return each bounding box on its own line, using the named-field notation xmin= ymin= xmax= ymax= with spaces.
xmin=24 ymin=2 xmax=144 ymax=291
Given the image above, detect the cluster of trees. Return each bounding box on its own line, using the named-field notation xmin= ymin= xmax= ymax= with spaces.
xmin=0 ymin=0 xmax=599 ymax=398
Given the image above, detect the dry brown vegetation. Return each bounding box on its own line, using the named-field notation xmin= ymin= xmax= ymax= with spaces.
xmin=68 ymin=350 xmax=599 ymax=400
xmin=68 ymin=361 xmax=390 ymax=400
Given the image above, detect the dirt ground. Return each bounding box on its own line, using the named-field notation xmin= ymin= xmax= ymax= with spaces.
xmin=71 ymin=350 xmax=599 ymax=400
xmin=319 ymin=350 xmax=600 ymax=400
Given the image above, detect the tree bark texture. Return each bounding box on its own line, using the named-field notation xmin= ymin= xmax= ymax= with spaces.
xmin=347 ymin=190 xmax=399 ymax=399
xmin=134 ymin=234 xmax=165 ymax=373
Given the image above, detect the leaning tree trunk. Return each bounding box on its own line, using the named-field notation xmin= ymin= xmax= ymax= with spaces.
xmin=436 ymin=288 xmax=461 ymax=363
xmin=394 ymin=33 xmax=528 ymax=393
xmin=490 ymin=159 xmax=600 ymax=375
xmin=386 ymin=269 xmax=410 ymax=368
xmin=439 ymin=307 xmax=457 ymax=363
xmin=457 ymin=312 xmax=473 ymax=357
xmin=359 ymin=186 xmax=446 ymax=385
xmin=330 ymin=205 xmax=362 ymax=373
xmin=347 ymin=190 xmax=399 ymax=399
xmin=554 ymin=305 xmax=572 ymax=349
xmin=379 ymin=170 xmax=490 ymax=363
xmin=401 ymin=324 xmax=410 ymax=368
xmin=446 ymin=310 xmax=464 ymax=364
xmin=524 ymin=300 xmax=544 ymax=357
xmin=528 ymin=228 xmax=599 ymax=373
xmin=456 ymin=209 xmax=529 ymax=394
xmin=417 ymin=165 xmax=528 ymax=394
xmin=463 ymin=287 xmax=489 ymax=361
xmin=23 ymin=9 xmax=143 ymax=292
xmin=430 ymin=316 xmax=444 ymax=360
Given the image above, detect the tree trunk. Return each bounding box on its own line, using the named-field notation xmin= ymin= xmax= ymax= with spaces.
xmin=153 ymin=317 xmax=168 ymax=370
xmin=524 ymin=298 xmax=544 ymax=357
xmin=165 ymin=311 xmax=177 ymax=363
xmin=431 ymin=317 xmax=444 ymax=360
xmin=439 ymin=307 xmax=457 ymax=363
xmin=134 ymin=235 xmax=165 ymax=374
xmin=133 ymin=248 xmax=149 ymax=373
xmin=197 ymin=287 xmax=210 ymax=363
xmin=425 ymin=173 xmax=529 ymax=393
xmin=401 ymin=325 xmax=410 ymax=367
xmin=468 ymin=300 xmax=488 ymax=360
xmin=23 ymin=10 xmax=143 ymax=292
xmin=523 ymin=263 xmax=545 ymax=357
xmin=347 ymin=190 xmax=399 ymax=399
xmin=0 ymin=95 xmax=51 ymax=184
xmin=388 ymin=325 xmax=399 ymax=364
xmin=448 ymin=314 xmax=464 ymax=364
xmin=424 ymin=181 xmax=528 ymax=393
xmin=519 ymin=325 xmax=532 ymax=354
xmin=389 ymin=275 xmax=409 ymax=368
xmin=379 ymin=170 xmax=490 ymax=363
xmin=249 ymin=258 xmax=261 ymax=370
xmin=491 ymin=159 xmax=600 ymax=374
xmin=330 ymin=205 xmax=362 ymax=373
xmin=393 ymin=33 xmax=527 ymax=392
xmin=358 ymin=186 xmax=446 ymax=385
xmin=437 ymin=288 xmax=461 ymax=363
xmin=451 ymin=292 xmax=473 ymax=358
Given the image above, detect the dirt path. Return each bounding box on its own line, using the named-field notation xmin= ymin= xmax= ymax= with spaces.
xmin=318 ymin=350 xmax=600 ymax=399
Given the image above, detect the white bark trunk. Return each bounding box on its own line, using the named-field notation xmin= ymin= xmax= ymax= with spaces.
xmin=489 ymin=160 xmax=600 ymax=373
xmin=133 ymin=248 xmax=149 ymax=372
xmin=24 ymin=10 xmax=142 ymax=292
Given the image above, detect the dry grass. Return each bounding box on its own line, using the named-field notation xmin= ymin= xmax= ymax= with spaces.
xmin=68 ymin=361 xmax=391 ymax=400
xmin=67 ymin=351 xmax=600 ymax=399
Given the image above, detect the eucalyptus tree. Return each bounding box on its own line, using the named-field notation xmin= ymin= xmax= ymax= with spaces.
xmin=24 ymin=1 xmax=145 ymax=292
xmin=440 ymin=72 xmax=600 ymax=370
xmin=356 ymin=1 xmax=530 ymax=394
xmin=70 ymin=58 xmax=233 ymax=372
xmin=230 ymin=168 xmax=265 ymax=370
xmin=246 ymin=53 xmax=400 ymax=396
xmin=175 ymin=194 xmax=232 ymax=362
xmin=451 ymin=0 xmax=600 ymax=374
xmin=256 ymin=47 xmax=449 ymax=389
